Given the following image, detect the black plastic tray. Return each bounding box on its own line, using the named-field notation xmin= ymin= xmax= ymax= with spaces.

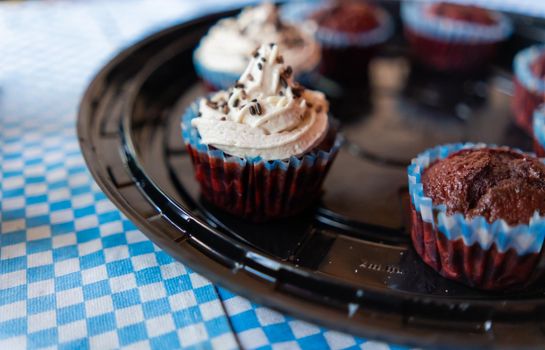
xmin=78 ymin=5 xmax=545 ymax=349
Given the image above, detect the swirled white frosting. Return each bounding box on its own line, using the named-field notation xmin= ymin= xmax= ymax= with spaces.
xmin=194 ymin=3 xmax=320 ymax=76
xmin=192 ymin=43 xmax=329 ymax=160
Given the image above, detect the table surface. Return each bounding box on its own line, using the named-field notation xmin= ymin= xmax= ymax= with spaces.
xmin=0 ymin=1 xmax=543 ymax=350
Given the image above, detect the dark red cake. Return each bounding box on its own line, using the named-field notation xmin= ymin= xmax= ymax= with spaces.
xmin=422 ymin=148 xmax=545 ymax=226
xmin=312 ymin=2 xmax=380 ymax=33
xmin=402 ymin=2 xmax=511 ymax=72
xmin=427 ymin=3 xmax=496 ymax=26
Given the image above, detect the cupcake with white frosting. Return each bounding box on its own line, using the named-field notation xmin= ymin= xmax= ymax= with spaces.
xmin=193 ymin=2 xmax=321 ymax=91
xmin=183 ymin=43 xmax=340 ymax=221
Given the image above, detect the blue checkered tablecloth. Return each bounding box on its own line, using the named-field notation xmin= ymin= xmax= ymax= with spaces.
xmin=0 ymin=1 xmax=408 ymax=349
xmin=1 ymin=0 xmax=543 ymax=349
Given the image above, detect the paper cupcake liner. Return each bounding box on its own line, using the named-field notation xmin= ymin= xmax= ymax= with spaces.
xmin=408 ymin=143 xmax=545 ymax=290
xmin=512 ymin=45 xmax=545 ymax=133
xmin=401 ymin=3 xmax=511 ymax=71
xmin=401 ymin=3 xmax=513 ymax=44
xmin=533 ymin=105 xmax=545 ymax=157
xmin=181 ymin=101 xmax=342 ymax=222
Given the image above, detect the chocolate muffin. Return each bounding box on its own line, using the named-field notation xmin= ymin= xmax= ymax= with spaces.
xmin=409 ymin=143 xmax=545 ymax=290
xmin=422 ymin=148 xmax=545 ymax=225
xmin=306 ymin=0 xmax=393 ymax=86
xmin=312 ymin=2 xmax=380 ymax=33
xmin=427 ymin=3 xmax=496 ymax=26
xmin=402 ymin=2 xmax=512 ymax=72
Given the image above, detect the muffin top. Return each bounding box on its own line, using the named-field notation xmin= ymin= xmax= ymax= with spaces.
xmin=531 ymin=52 xmax=545 ymax=79
xmin=311 ymin=1 xmax=380 ymax=33
xmin=195 ymin=3 xmax=320 ymax=76
xmin=191 ymin=43 xmax=329 ymax=160
xmin=422 ymin=148 xmax=545 ymax=225
xmin=428 ymin=3 xmax=496 ymax=26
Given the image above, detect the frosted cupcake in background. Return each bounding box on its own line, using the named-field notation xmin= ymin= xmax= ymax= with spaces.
xmin=402 ymin=2 xmax=512 ymax=72
xmin=193 ymin=3 xmax=321 ymax=91
xmin=409 ymin=143 xmax=545 ymax=290
xmin=513 ymin=45 xmax=545 ymax=134
xmin=183 ymin=43 xmax=341 ymax=221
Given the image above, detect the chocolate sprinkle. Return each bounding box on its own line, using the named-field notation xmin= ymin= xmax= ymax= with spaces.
xmin=206 ymin=100 xmax=218 ymax=109
xmin=279 ymin=91 xmax=284 ymax=96
xmin=251 ymin=99 xmax=257 ymax=103
xmin=269 ymin=42 xmax=275 ymax=48
xmin=220 ymin=117 xmax=226 ymax=121
xmin=249 ymin=105 xmax=257 ymax=116
xmin=257 ymin=63 xmax=263 ymax=70
xmin=233 ymin=98 xmax=239 ymax=108
xmin=261 ymin=57 xmax=266 ymax=63
xmin=284 ymin=66 xmax=293 ymax=78
xmin=276 ymin=55 xmax=284 ymax=64
xmin=252 ymin=49 xmax=259 ymax=58
xmin=255 ymin=102 xmax=263 ymax=115
xmin=291 ymin=84 xmax=304 ymax=98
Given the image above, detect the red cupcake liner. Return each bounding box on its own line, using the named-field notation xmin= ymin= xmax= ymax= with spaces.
xmin=186 ymin=129 xmax=339 ymax=222
xmin=410 ymin=204 xmax=544 ymax=290
xmin=513 ymin=78 xmax=543 ymax=134
xmin=404 ymin=28 xmax=497 ymax=72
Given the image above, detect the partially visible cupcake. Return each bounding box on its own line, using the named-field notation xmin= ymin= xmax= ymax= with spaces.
xmin=409 ymin=144 xmax=545 ymax=290
xmin=513 ymin=45 xmax=545 ymax=134
xmin=533 ymin=105 xmax=545 ymax=157
xmin=402 ymin=2 xmax=512 ymax=72
xmin=193 ymin=3 xmax=321 ymax=91
xmin=183 ymin=43 xmax=341 ymax=221
xmin=308 ymin=0 xmax=393 ymax=86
